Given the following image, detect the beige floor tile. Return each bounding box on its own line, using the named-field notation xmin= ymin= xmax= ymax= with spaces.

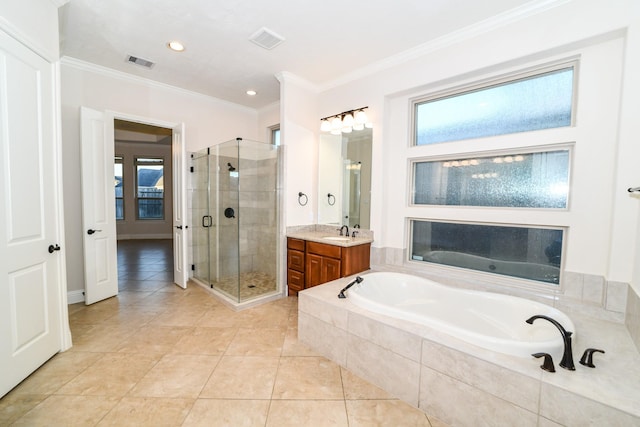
xmin=150 ymin=306 xmax=209 ymax=327
xmin=128 ymin=354 xmax=219 ymax=398
xmin=112 ymin=290 xmax=155 ymax=304
xmin=116 ymin=325 xmax=193 ymax=354
xmin=97 ymin=397 xmax=194 ymax=426
xmin=272 ymin=356 xmax=344 ymax=400
xmin=170 ymin=326 xmax=238 ymax=355
xmin=55 ymin=353 xmax=159 ymax=396
xmin=346 ymin=400 xmax=432 ymax=426
xmin=0 ymin=393 xmax=47 ymax=425
xmin=200 ymin=355 xmax=280 ymax=399
xmin=198 ymin=306 xmax=248 ymax=328
xmin=225 ymin=327 xmax=286 ymax=356
xmin=11 ymin=395 xmax=120 ymax=426
xmin=10 ymin=351 xmax=103 ymax=395
xmin=282 ymin=326 xmax=319 ymax=356
xmin=266 ymin=400 xmax=349 ymax=427
xmin=68 ymin=305 xmax=117 ymax=325
xmin=341 ymin=367 xmax=395 ymax=400
xmin=428 ymin=415 xmax=452 ymax=427
xmin=69 ymin=323 xmax=139 ymax=353
xmin=182 ymin=398 xmax=270 ymax=427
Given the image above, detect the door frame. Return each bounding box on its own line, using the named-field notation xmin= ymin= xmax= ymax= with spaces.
xmin=106 ymin=110 xmax=188 ymax=286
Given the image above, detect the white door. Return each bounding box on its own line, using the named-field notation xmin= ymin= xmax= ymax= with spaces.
xmin=0 ymin=30 xmax=63 ymax=397
xmin=172 ymin=124 xmax=188 ymax=288
xmin=80 ymin=108 xmax=118 ymax=304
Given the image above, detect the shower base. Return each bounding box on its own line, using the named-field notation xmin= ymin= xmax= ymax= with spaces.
xmin=191 ymin=271 xmax=283 ymax=310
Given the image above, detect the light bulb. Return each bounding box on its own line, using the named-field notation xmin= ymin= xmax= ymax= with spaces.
xmin=331 ymin=116 xmax=342 ymax=131
xmin=341 ymin=125 xmax=352 ymax=133
xmin=342 ymin=113 xmax=354 ymax=127
xmin=352 ymin=122 xmax=364 ymax=131
xmin=355 ymin=110 xmax=367 ymax=124
xmin=320 ymin=119 xmax=331 ymax=132
xmin=365 ymin=122 xmax=373 ymax=129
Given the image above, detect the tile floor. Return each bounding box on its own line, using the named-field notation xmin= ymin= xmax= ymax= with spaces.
xmin=0 ymin=240 xmax=446 ymax=426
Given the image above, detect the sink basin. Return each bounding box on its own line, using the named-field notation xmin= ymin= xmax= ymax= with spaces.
xmin=323 ymin=236 xmax=351 ymax=242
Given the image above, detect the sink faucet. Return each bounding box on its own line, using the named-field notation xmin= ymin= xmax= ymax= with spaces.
xmin=526 ymin=315 xmax=575 ymax=370
xmin=339 ymin=225 xmax=349 ymax=236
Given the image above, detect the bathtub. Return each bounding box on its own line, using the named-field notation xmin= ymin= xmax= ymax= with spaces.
xmin=418 ymin=250 xmax=560 ymax=284
xmin=347 ymin=271 xmax=574 ymax=358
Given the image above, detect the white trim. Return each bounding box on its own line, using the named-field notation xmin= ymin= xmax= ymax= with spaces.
xmin=67 ymin=290 xmax=85 ymax=304
xmin=61 ymin=56 xmax=257 ymax=113
xmin=0 ymin=17 xmax=57 ymax=62
xmin=319 ymin=0 xmax=571 ymax=91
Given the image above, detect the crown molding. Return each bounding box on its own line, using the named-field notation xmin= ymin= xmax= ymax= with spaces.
xmin=60 ymin=56 xmax=258 ymax=113
xmin=275 ymin=71 xmax=319 ymax=93
xmin=319 ymin=0 xmax=570 ymax=91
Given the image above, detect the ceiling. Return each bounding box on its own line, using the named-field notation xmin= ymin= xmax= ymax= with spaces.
xmin=59 ymin=0 xmax=539 ymax=109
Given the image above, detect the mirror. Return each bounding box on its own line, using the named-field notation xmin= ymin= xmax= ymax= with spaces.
xmin=318 ymin=128 xmax=372 ymax=228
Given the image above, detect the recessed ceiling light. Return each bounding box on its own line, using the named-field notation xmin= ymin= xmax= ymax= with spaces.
xmin=246 ymin=90 xmax=257 ymax=96
xmin=167 ymin=41 xmax=185 ymax=52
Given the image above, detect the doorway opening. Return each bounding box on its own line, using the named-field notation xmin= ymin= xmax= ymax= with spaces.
xmin=113 ymin=119 xmax=175 ymax=289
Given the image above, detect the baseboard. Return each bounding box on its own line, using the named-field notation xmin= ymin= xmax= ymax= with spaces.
xmin=67 ymin=289 xmax=85 ymax=304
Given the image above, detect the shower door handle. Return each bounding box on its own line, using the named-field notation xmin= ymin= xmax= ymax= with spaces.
xmin=202 ymin=215 xmax=212 ymax=228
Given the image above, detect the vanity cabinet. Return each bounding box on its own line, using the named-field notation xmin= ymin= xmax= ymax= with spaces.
xmin=286 ymin=237 xmax=370 ymax=296
xmin=287 ymin=238 xmax=306 ymax=296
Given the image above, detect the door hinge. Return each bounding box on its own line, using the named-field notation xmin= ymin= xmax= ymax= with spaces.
xmin=191 ymin=264 xmax=195 ymax=271
xmin=190 ymin=166 xmax=194 ymax=173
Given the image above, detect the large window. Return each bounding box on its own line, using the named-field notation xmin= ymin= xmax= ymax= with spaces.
xmin=136 ymin=157 xmax=164 ymax=220
xmin=412 ymin=148 xmax=570 ymax=208
xmin=411 ymin=220 xmax=563 ymax=284
xmin=114 ymin=156 xmax=124 ymax=220
xmin=414 ymin=66 xmax=574 ymax=145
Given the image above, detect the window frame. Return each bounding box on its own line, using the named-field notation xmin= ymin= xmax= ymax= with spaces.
xmin=135 ymin=156 xmax=165 ymax=221
xmin=114 ymin=155 xmax=124 ymax=220
xmin=408 ymin=142 xmax=574 ymax=210
xmin=409 ymin=59 xmax=579 ymax=147
xmin=407 ymin=218 xmax=567 ymax=289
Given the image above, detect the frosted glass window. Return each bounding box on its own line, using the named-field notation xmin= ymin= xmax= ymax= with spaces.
xmin=414 ymin=67 xmax=574 ymax=145
xmin=411 ymin=220 xmax=563 ymax=285
xmin=412 ymin=149 xmax=570 ymax=208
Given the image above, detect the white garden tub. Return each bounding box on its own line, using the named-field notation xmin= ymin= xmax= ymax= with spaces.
xmin=347 ymin=271 xmax=574 ymax=357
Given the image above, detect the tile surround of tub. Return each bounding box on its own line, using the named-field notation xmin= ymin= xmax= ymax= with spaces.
xmin=298 ymin=276 xmax=640 ymax=426
xmin=626 ymin=286 xmax=640 ymax=352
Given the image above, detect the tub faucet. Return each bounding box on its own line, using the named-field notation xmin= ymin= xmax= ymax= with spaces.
xmin=526 ymin=315 xmax=575 ymax=371
xmin=337 ymin=276 xmax=363 ymax=298
xmin=339 ymin=225 xmax=349 ymax=236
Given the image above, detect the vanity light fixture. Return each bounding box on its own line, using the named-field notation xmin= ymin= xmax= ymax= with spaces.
xmin=320 ymin=106 xmax=371 ymax=134
xmin=167 ymin=41 xmax=185 ymax=52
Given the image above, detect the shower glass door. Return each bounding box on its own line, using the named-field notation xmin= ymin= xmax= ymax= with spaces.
xmin=191 ymin=138 xmax=280 ymax=304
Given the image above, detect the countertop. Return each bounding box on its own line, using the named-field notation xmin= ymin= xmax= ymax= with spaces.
xmin=286 ymin=224 xmax=373 ymax=248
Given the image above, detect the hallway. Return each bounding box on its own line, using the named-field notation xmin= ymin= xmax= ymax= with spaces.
xmin=0 ymin=240 xmax=441 ymax=426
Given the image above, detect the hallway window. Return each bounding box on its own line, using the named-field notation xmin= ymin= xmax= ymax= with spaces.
xmin=114 ymin=156 xmax=124 ymax=220
xmin=136 ymin=157 xmax=164 ymax=219
xmin=413 ymin=65 xmax=575 ymax=145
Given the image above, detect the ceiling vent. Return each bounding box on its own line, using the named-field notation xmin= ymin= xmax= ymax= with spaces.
xmin=125 ymin=54 xmax=155 ymax=69
xmin=249 ymin=27 xmax=285 ymax=50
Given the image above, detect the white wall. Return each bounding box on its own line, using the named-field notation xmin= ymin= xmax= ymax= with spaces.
xmin=303 ymin=0 xmax=640 ymax=293
xmin=0 ymin=0 xmax=60 ymax=60
xmin=61 ymin=60 xmax=259 ymax=293
xmin=278 ymin=72 xmax=319 ymax=226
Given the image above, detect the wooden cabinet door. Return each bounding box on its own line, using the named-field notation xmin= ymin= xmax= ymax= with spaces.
xmin=323 ymin=257 xmax=341 ymax=283
xmin=306 ymin=253 xmax=323 ymax=287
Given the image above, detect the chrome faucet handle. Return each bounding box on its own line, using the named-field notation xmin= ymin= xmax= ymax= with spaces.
xmin=532 ymin=352 xmax=556 ymax=372
xmin=579 ymin=348 xmax=605 ymax=368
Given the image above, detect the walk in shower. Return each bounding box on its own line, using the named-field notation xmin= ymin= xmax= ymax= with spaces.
xmin=191 ymin=138 xmax=280 ymax=306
